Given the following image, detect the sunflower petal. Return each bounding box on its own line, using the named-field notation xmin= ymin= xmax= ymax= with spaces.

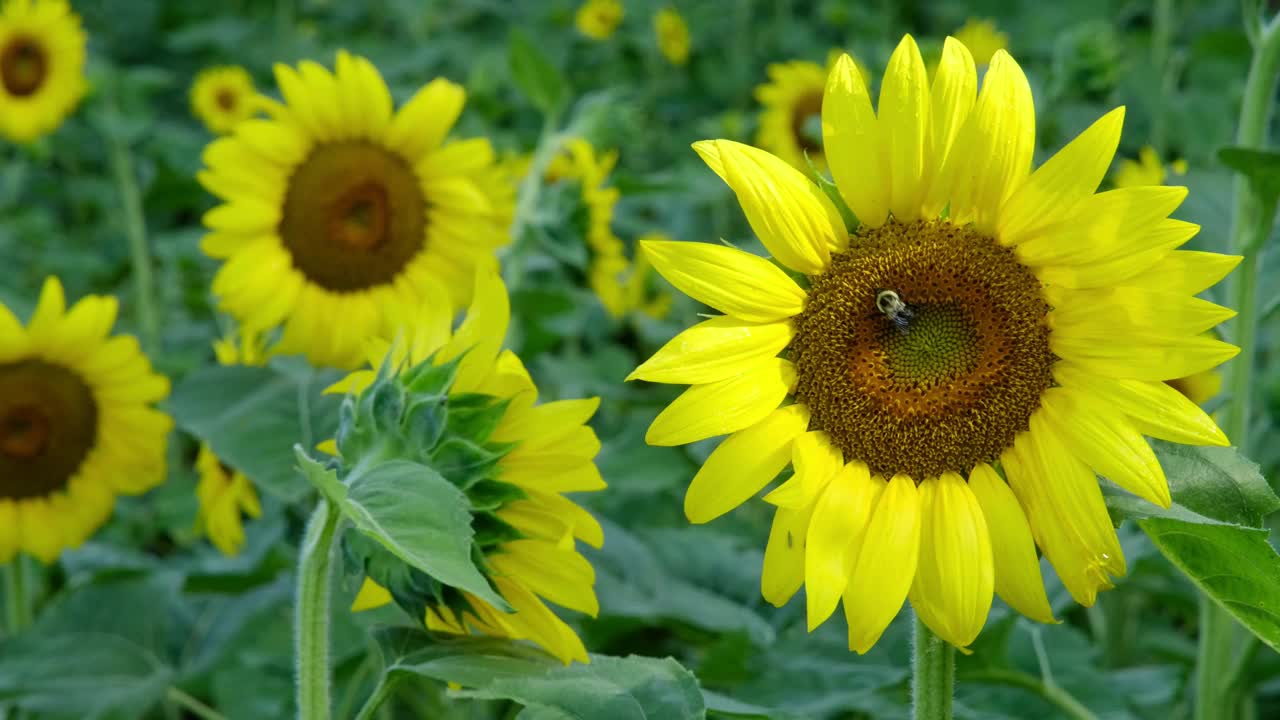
xmin=879 ymin=35 xmax=930 ymax=221
xmin=967 ymin=463 xmax=1056 ymax=624
xmin=923 ymin=37 xmax=977 ymax=214
xmin=764 ymin=430 xmax=843 ymax=508
xmin=909 ymin=473 xmax=994 ymax=650
xmin=824 ymin=53 xmax=889 ymax=228
xmin=1053 ymin=362 xmax=1229 ymax=446
xmin=646 ymin=359 xmax=795 ymax=446
xmin=684 ymin=405 xmax=809 ymax=523
xmin=762 ymin=504 xmax=814 ymax=606
xmin=844 ymin=473 xmax=921 ymax=653
xmin=640 ymin=240 xmax=807 ymax=322
xmin=1117 ymin=251 xmax=1242 ymax=296
xmin=628 ymin=316 xmax=793 ymax=385
xmin=806 ymin=460 xmax=878 ymax=629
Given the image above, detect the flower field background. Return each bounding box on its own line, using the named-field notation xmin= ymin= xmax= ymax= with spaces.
xmin=1 ymin=0 xmax=1279 ymax=719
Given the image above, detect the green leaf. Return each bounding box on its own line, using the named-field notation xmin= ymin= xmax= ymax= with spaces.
xmin=508 ymin=29 xmax=567 ymax=116
xmin=294 ymin=447 xmax=348 ymax=506
xmin=169 ymin=364 xmax=343 ymax=502
xmin=1218 ymin=146 xmax=1280 ymax=208
xmin=0 ymin=632 xmax=173 ymax=717
xmin=343 ymin=460 xmax=509 ymax=611
xmin=1106 ymin=442 xmax=1280 ymax=527
xmin=1139 ymin=517 xmax=1280 ymax=652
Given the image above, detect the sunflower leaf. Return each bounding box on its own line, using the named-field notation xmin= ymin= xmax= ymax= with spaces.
xmin=509 ymin=29 xmax=568 ymax=116
xmin=1105 ymin=442 xmax=1280 ymax=528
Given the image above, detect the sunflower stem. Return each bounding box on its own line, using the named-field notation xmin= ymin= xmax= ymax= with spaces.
xmin=3 ymin=558 xmax=32 ymax=634
xmin=912 ymin=614 xmax=954 ymax=720
xmin=351 ymin=675 xmax=402 ymax=720
xmin=165 ymin=688 xmax=227 ymax=720
xmin=1195 ymin=9 xmax=1280 ymax=720
xmin=295 ymin=499 xmax=341 ymax=720
xmin=106 ymin=125 xmax=160 ymax=357
xmin=503 ymin=114 xmax=564 ymax=294
xmin=958 ymin=670 xmax=1098 ymax=720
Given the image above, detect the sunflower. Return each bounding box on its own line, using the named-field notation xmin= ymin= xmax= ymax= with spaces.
xmin=193 ymin=328 xmax=266 ymax=556
xmin=190 ymin=66 xmax=260 ymax=136
xmin=630 ymin=36 xmax=1239 ymax=653
xmin=755 ymin=53 xmax=868 ymax=174
xmin=198 ymin=51 xmax=511 ymax=370
xmin=953 ymin=18 xmax=1008 ymax=66
xmin=1112 ymin=145 xmax=1188 ymax=188
xmin=576 ymin=0 xmax=623 ymax=40
xmin=336 ymin=271 xmax=604 ymax=664
xmin=0 ymin=277 xmax=171 ymax=564
xmin=0 ymin=0 xmax=86 ymax=144
xmin=654 ymin=7 xmax=690 ymax=66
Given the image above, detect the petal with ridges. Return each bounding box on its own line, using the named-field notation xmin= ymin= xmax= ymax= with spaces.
xmin=879 ymin=35 xmax=930 ymax=221
xmin=967 ymin=463 xmax=1056 ymax=624
xmin=1118 ymin=251 xmax=1242 ymax=296
xmin=764 ymin=430 xmax=842 ymax=508
xmin=923 ymin=37 xmax=977 ymax=215
xmin=762 ymin=504 xmax=814 ymax=606
xmin=641 ymin=240 xmax=807 ymax=323
xmin=1050 ymin=331 xmax=1238 ymax=382
xmin=805 ymin=461 xmax=876 ymax=629
xmin=844 ymin=473 xmax=921 ymax=653
xmin=684 ymin=404 xmax=809 ymax=523
xmin=1016 ymin=188 xmax=1189 ymax=266
xmin=646 ymin=358 xmax=794 ymax=446
xmin=1047 ymin=286 xmax=1236 ymax=339
xmin=1053 ymin=362 xmax=1229 ymax=447
xmin=628 ymin=316 xmax=793 ymax=385
xmin=824 ymin=54 xmax=889 ymax=227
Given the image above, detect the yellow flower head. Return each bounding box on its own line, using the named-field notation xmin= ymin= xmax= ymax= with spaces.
xmin=754 ymin=52 xmax=868 ymax=174
xmin=953 ymin=18 xmax=1008 ymax=66
xmin=337 ymin=271 xmax=605 ymax=664
xmin=190 ymin=66 xmax=260 ymax=135
xmin=632 ymin=35 xmax=1240 ymax=653
xmin=1112 ymin=145 xmax=1187 ymax=188
xmin=198 ymin=51 xmax=512 ymax=370
xmin=654 ymin=7 xmax=690 ymax=66
xmin=0 ymin=0 xmax=87 ymax=143
xmin=195 ymin=328 xmax=267 ymax=556
xmin=576 ymin=0 xmax=623 ymax=40
xmin=0 ymin=278 xmax=171 ymax=563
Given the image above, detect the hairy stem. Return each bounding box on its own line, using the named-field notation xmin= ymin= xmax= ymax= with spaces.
xmin=106 ymin=129 xmax=160 ymax=357
xmin=295 ymin=501 xmax=341 ymax=720
xmin=912 ymin=615 xmax=954 ymax=720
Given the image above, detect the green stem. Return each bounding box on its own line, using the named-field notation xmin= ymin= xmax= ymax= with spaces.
xmin=3 ymin=559 xmax=31 ymax=634
xmin=1195 ymin=12 xmax=1280 ymax=720
xmin=166 ymin=688 xmax=227 ymax=720
xmin=502 ymin=115 xmax=563 ymax=294
xmin=351 ymin=676 xmax=402 ymax=720
xmin=296 ymin=500 xmax=341 ymax=720
xmin=106 ymin=130 xmax=160 ymax=357
xmin=1150 ymin=0 xmax=1175 ymax=152
xmin=912 ymin=615 xmax=954 ymax=720
xmin=958 ymin=670 xmax=1098 ymax=720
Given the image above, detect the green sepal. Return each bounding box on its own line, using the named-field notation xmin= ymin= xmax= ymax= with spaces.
xmin=446 ymin=393 xmax=512 ymax=444
xmin=403 ymin=397 xmax=449 ymax=456
xmin=472 ymin=513 xmax=526 ymax=550
xmin=431 ymin=437 xmax=507 ymax=486
xmin=467 ymin=479 xmax=528 ymax=513
xmin=403 ymin=353 xmax=462 ymax=396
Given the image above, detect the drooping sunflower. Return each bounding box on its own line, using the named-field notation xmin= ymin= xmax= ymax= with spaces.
xmin=576 ymin=0 xmax=623 ymax=40
xmin=198 ymin=51 xmax=511 ymax=370
xmin=193 ymin=328 xmax=266 ymax=556
xmin=337 ymin=271 xmax=604 ymax=664
xmin=0 ymin=0 xmax=86 ymax=144
xmin=755 ymin=53 xmax=868 ymax=174
xmin=0 ymin=278 xmax=171 ymax=563
xmin=190 ymin=66 xmax=260 ymax=136
xmin=631 ymin=36 xmax=1239 ymax=652
xmin=654 ymin=7 xmax=690 ymax=66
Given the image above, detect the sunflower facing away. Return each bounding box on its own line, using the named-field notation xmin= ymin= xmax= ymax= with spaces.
xmin=198 ymin=51 xmax=512 ymax=369
xmin=193 ymin=329 xmax=266 ymax=556
xmin=190 ymin=66 xmax=260 ymax=136
xmin=336 ymin=271 xmax=604 ymax=664
xmin=631 ymin=35 xmax=1240 ymax=652
xmin=0 ymin=278 xmax=171 ymax=563
xmin=0 ymin=0 xmax=86 ymax=144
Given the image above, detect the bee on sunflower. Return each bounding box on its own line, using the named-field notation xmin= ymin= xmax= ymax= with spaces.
xmin=631 ymin=35 xmax=1239 ymax=653
xmin=0 ymin=0 xmax=86 ymax=144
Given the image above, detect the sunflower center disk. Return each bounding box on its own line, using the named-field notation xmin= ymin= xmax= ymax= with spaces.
xmin=214 ymin=87 xmax=237 ymax=112
xmin=279 ymin=141 xmax=426 ymax=293
xmin=789 ymin=91 xmax=824 ymax=153
xmin=0 ymin=36 xmax=47 ymax=97
xmin=0 ymin=360 xmax=98 ymax=499
xmin=790 ymin=219 xmax=1055 ymax=480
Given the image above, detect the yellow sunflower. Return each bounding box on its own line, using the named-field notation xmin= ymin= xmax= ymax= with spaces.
xmin=336 ymin=271 xmax=604 ymax=664
xmin=190 ymin=66 xmax=260 ymax=136
xmin=0 ymin=277 xmax=171 ymax=563
xmin=654 ymin=7 xmax=690 ymax=66
xmin=631 ymin=36 xmax=1239 ymax=653
xmin=953 ymin=18 xmax=1008 ymax=66
xmin=1112 ymin=145 xmax=1188 ymax=188
xmin=755 ymin=53 xmax=868 ymax=174
xmin=198 ymin=51 xmax=511 ymax=370
xmin=576 ymin=0 xmax=623 ymax=40
xmin=0 ymin=0 xmax=86 ymax=144
xmin=193 ymin=328 xmax=266 ymax=556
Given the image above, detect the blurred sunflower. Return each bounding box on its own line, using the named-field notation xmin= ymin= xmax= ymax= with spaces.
xmin=1112 ymin=145 xmax=1187 ymax=188
xmin=198 ymin=51 xmax=511 ymax=369
xmin=335 ymin=271 xmax=604 ymax=664
xmin=0 ymin=0 xmax=86 ymax=144
xmin=632 ymin=36 xmax=1239 ymax=653
xmin=193 ymin=329 xmax=266 ymax=556
xmin=654 ymin=7 xmax=690 ymax=66
xmin=576 ymin=0 xmax=622 ymax=40
xmin=755 ymin=53 xmax=868 ymax=174
xmin=953 ymin=18 xmax=1008 ymax=66
xmin=0 ymin=278 xmax=171 ymax=563
xmin=190 ymin=66 xmax=260 ymax=135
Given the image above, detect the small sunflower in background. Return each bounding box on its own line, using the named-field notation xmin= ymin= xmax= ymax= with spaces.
xmin=1112 ymin=145 xmax=1187 ymax=188
xmin=953 ymin=18 xmax=1008 ymax=66
xmin=576 ymin=0 xmax=623 ymax=40
xmin=334 ymin=271 xmax=604 ymax=664
xmin=0 ymin=0 xmax=87 ymax=144
xmin=633 ymin=36 xmax=1239 ymax=653
xmin=654 ymin=7 xmax=690 ymax=66
xmin=193 ymin=329 xmax=266 ymax=556
xmin=754 ymin=52 xmax=868 ymax=174
xmin=198 ymin=51 xmax=511 ymax=370
xmin=190 ymin=66 xmax=260 ymax=136
xmin=0 ymin=278 xmax=171 ymax=564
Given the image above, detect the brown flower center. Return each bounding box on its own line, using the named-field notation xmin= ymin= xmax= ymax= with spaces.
xmin=215 ymin=87 xmax=237 ymax=112
xmin=0 ymin=36 xmax=47 ymax=97
xmin=790 ymin=219 xmax=1055 ymax=480
xmin=0 ymin=360 xmax=98 ymax=499
xmin=789 ymin=90 xmax=823 ymax=154
xmin=279 ymin=141 xmax=427 ymax=293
